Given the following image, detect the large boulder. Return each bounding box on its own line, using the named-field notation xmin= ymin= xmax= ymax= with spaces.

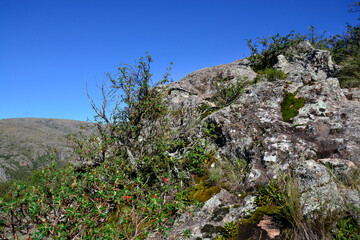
xmin=157 ymin=41 xmax=360 ymax=238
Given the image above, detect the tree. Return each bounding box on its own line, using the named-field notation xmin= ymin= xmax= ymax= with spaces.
xmin=85 ymin=54 xmax=172 ymax=165
xmin=349 ymin=1 xmax=360 ymax=13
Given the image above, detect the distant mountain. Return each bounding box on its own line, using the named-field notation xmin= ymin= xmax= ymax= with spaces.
xmin=0 ymin=118 xmax=95 ymax=182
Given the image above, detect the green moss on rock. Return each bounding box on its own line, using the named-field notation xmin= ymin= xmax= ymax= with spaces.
xmin=280 ymin=91 xmax=305 ymax=122
xmin=239 ymin=204 xmax=282 ymax=225
xmin=189 ymin=176 xmax=221 ymax=202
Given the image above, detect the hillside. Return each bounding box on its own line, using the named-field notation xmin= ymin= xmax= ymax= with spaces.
xmin=0 ymin=118 xmax=94 ymax=181
xmin=1 ymin=41 xmax=359 ymax=240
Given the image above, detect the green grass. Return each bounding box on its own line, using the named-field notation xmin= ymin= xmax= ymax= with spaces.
xmin=254 ymin=68 xmax=287 ymax=82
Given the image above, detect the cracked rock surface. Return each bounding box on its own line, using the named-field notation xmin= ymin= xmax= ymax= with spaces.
xmin=151 ymin=41 xmax=360 ymax=239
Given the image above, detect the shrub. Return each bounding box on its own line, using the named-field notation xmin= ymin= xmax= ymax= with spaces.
xmin=336 ymin=51 xmax=360 ymax=88
xmin=247 ymin=31 xmax=304 ymax=71
xmin=246 ymin=15 xmax=360 ymax=88
xmin=210 ymin=74 xmax=246 ymax=107
xmin=0 ymin=54 xmax=210 ymax=239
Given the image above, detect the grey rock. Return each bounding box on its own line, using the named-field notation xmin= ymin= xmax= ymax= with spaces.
xmin=0 ymin=166 xmax=8 ymax=182
xmin=155 ymin=41 xmax=360 ymax=235
xmin=155 ymin=189 xmax=256 ymax=240
xmin=343 ymin=88 xmax=360 ymax=101
xmin=318 ymin=158 xmax=357 ymax=184
xmin=340 ymin=189 xmax=360 ymax=220
xmin=292 ymin=160 xmax=345 ymax=217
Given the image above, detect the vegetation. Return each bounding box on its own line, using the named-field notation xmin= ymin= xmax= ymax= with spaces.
xmin=247 ymin=7 xmax=360 ymax=88
xmin=242 ymin=172 xmax=360 ymax=240
xmin=336 ymin=51 xmax=360 ymax=88
xmin=0 ymin=55 xmax=210 ymax=239
xmin=247 ymin=31 xmax=301 ymax=72
xmin=253 ymin=67 xmax=287 ymax=82
xmin=280 ymin=91 xmax=306 ymax=122
xmin=1 ymin=2 xmax=359 ymax=239
xmin=209 ymin=74 xmax=246 ymax=107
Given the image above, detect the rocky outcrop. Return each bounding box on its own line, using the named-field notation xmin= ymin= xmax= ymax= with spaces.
xmin=167 ymin=190 xmax=256 ymax=240
xmin=154 ymin=41 xmax=360 ymax=239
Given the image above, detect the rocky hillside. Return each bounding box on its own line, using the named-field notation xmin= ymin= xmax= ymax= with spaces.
xmin=150 ymin=41 xmax=360 ymax=239
xmin=1 ymin=42 xmax=359 ymax=239
xmin=0 ymin=118 xmax=94 ymax=182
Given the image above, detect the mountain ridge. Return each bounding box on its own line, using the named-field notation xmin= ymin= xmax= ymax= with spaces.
xmin=0 ymin=117 xmax=94 ymax=181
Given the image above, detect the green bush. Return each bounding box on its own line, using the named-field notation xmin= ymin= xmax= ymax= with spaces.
xmin=246 ymin=11 xmax=360 ymax=89
xmin=336 ymin=51 xmax=360 ymax=88
xmin=210 ymin=74 xmax=246 ymax=107
xmin=247 ymin=31 xmax=301 ymax=71
xmin=0 ymin=55 xmax=209 ymax=239
xmin=336 ymin=215 xmax=360 ymax=239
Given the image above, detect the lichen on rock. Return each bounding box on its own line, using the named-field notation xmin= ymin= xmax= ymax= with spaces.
xmin=155 ymin=41 xmax=360 ymax=239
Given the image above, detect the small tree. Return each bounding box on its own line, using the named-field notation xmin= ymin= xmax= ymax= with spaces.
xmin=85 ymin=54 xmax=173 ymax=165
xmin=349 ymin=1 xmax=360 ymax=13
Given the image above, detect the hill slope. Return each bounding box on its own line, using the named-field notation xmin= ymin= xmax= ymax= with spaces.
xmin=1 ymin=42 xmax=360 ymax=239
xmin=0 ymin=118 xmax=93 ymax=181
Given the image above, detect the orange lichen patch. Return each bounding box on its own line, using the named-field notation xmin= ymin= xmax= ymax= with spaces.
xmin=257 ymin=215 xmax=280 ymax=239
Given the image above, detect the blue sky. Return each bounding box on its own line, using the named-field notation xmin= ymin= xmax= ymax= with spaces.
xmin=0 ymin=0 xmax=358 ymax=121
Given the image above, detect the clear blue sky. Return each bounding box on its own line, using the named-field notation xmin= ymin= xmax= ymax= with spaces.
xmin=0 ymin=0 xmax=358 ymax=121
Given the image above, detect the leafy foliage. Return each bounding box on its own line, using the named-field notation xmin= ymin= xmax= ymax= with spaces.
xmin=247 ymin=18 xmax=360 ymax=88
xmin=247 ymin=31 xmax=302 ymax=71
xmin=0 ymin=54 xmax=210 ymax=239
xmin=256 ymin=179 xmax=286 ymax=207
xmin=336 ymin=215 xmax=360 ymax=240
xmin=337 ymin=52 xmax=360 ymax=88
xmin=323 ymin=20 xmax=360 ymax=88
xmin=223 ymin=221 xmax=238 ymax=238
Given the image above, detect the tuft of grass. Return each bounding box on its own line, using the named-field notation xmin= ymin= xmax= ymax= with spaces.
xmin=253 ymin=170 xmax=360 ymax=240
xmin=208 ymin=166 xmax=223 ymax=184
xmin=254 ymin=68 xmax=287 ymax=82
xmin=211 ymin=79 xmax=245 ymax=107
xmin=211 ymin=156 xmax=249 ymax=192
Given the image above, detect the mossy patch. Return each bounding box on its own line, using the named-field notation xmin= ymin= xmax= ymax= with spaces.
xmin=211 ymin=207 xmax=230 ymax=222
xmin=280 ymin=91 xmax=305 ymax=122
xmin=212 ymin=205 xmax=282 ymax=240
xmin=239 ymin=204 xmax=282 ymax=225
xmin=233 ymin=205 xmax=282 ymax=240
xmin=189 ymin=175 xmax=221 ymax=202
